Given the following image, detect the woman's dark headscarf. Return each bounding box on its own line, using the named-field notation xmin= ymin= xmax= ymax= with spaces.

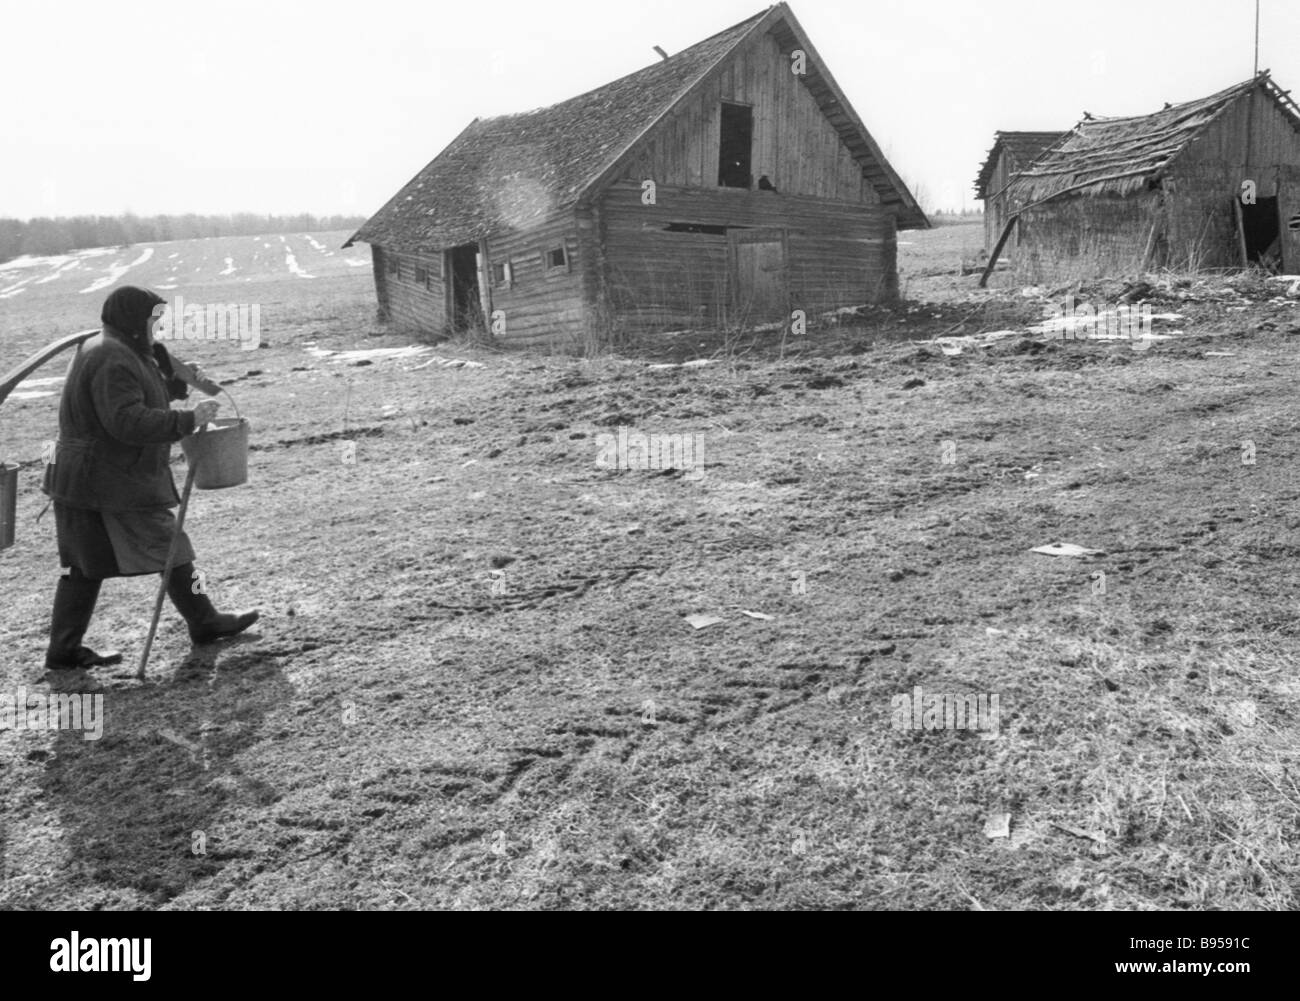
xmin=100 ymin=285 xmax=188 ymax=397
xmin=102 ymin=286 xmax=166 ymax=353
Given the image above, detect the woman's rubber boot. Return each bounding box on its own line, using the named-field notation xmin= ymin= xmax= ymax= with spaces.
xmin=166 ymin=562 xmax=260 ymax=644
xmin=44 ymin=567 xmax=122 ymax=672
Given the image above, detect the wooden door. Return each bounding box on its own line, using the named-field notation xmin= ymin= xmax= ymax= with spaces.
xmin=1280 ymin=166 xmax=1300 ymax=273
xmin=730 ymin=227 xmax=787 ymax=324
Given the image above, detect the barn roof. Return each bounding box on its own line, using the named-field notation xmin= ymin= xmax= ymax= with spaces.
xmin=345 ymin=3 xmax=926 ymax=252
xmin=1006 ymin=72 xmax=1300 ymax=205
xmin=973 ymin=132 xmax=1069 ymax=199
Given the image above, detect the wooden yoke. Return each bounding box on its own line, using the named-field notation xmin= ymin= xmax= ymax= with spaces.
xmin=0 ymin=328 xmax=99 ymax=408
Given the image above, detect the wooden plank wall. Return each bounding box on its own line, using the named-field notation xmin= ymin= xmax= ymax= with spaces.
xmin=381 ymin=247 xmax=447 ymax=333
xmin=617 ymin=28 xmax=877 ymax=205
xmin=1169 ymin=92 xmax=1300 ymax=267
xmin=599 ymin=180 xmax=893 ymax=333
xmin=484 ymin=209 xmax=586 ymax=346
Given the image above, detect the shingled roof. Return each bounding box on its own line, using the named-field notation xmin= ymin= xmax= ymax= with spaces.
xmin=1006 ymin=72 xmax=1300 ymax=205
xmin=345 ymin=3 xmax=925 ymax=252
xmin=973 ymin=131 xmax=1069 ymax=199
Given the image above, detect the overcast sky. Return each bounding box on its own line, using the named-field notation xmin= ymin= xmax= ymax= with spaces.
xmin=1 ymin=0 xmax=1295 ymax=220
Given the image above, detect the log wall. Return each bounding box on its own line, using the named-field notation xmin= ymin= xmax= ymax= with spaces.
xmin=598 ymin=180 xmax=894 ymax=334
xmin=483 ymin=209 xmax=586 ymax=347
xmin=379 ymin=246 xmax=447 ymax=333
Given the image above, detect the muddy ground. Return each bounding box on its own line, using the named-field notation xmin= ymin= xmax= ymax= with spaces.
xmin=1 ymin=223 xmax=1298 ymax=910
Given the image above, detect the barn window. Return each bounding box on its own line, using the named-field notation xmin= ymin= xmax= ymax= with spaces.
xmin=414 ymin=264 xmax=428 ymax=285
xmin=718 ymin=103 xmax=753 ymax=188
xmin=490 ymin=260 xmax=513 ymax=287
xmin=386 ymin=254 xmax=399 ymax=277
xmin=545 ymin=245 xmax=569 ymax=273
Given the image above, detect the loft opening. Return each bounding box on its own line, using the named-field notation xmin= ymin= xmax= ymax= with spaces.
xmin=664 ymin=222 xmax=728 ymax=235
xmin=718 ymin=102 xmax=753 ymax=189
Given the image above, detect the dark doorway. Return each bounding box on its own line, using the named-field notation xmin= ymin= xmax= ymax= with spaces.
xmin=449 ymin=243 xmax=481 ymax=331
xmin=718 ymin=103 xmax=753 ymax=189
xmin=1242 ymin=196 xmax=1281 ymax=265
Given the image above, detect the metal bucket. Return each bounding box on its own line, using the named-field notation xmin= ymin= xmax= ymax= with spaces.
xmin=180 ymin=417 xmax=249 ymax=489
xmin=0 ymin=461 xmax=17 ymax=550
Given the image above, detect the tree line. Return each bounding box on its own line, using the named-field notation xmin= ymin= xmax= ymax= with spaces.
xmin=0 ymin=213 xmax=368 ymax=264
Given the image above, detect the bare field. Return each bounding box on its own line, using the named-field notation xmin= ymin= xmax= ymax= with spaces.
xmin=2 ymin=223 xmax=1299 ymax=910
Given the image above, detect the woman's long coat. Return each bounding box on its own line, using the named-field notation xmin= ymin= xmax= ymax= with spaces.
xmin=43 ymin=330 xmax=199 ymax=512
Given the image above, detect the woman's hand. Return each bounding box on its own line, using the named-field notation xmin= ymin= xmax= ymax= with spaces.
xmin=193 ymin=400 xmax=220 ymax=427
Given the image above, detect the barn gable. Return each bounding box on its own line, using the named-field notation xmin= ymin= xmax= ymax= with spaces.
xmin=974 ymin=132 xmax=1069 ymax=201
xmin=345 ymin=2 xmax=924 ymax=255
xmin=974 ymin=131 xmax=1069 ymax=252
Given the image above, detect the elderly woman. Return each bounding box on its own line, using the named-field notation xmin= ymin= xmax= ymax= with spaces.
xmin=42 ymin=286 xmax=259 ymax=682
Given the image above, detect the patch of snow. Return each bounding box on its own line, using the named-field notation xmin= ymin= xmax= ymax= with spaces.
xmin=647 ymin=359 xmax=719 ymax=370
xmin=8 ymin=390 xmax=56 ymax=400
xmin=345 ymin=258 xmax=368 ymax=267
xmin=306 ymin=345 xmax=433 ymax=364
xmin=219 ymin=257 xmax=236 ymax=276
xmin=78 ymin=247 xmax=155 ymax=294
xmin=0 ymin=253 xmax=73 ymax=273
xmin=0 ymin=274 xmax=37 ymax=296
xmin=285 ymin=249 xmax=314 ymax=279
xmin=35 ymin=259 xmax=83 ymax=284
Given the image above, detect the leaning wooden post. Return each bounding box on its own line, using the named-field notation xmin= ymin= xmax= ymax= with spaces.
xmin=137 ymin=461 xmax=199 ymax=680
xmin=1140 ymin=216 xmax=1164 ymax=274
xmin=979 ymin=215 xmax=1020 ymax=288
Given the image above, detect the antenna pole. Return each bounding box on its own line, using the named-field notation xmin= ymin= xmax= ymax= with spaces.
xmin=1255 ymin=0 xmax=1260 ymax=76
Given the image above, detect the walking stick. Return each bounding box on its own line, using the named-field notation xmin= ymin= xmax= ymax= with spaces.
xmin=137 ymin=459 xmax=199 ymax=680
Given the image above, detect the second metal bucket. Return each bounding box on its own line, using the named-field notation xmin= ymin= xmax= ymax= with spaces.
xmin=180 ymin=417 xmax=249 ymax=489
xmin=0 ymin=461 xmax=17 ymax=550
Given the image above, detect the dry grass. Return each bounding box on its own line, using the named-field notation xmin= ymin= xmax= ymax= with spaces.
xmin=1 ymin=227 xmax=1298 ymax=910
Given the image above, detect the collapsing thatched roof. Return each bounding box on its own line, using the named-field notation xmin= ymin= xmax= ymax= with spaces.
xmin=345 ymin=3 xmax=926 ymax=252
xmin=973 ymin=131 xmax=1069 ymax=199
xmin=1005 ymin=72 xmax=1300 ymax=206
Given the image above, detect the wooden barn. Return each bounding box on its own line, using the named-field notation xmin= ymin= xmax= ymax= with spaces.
xmin=974 ymin=131 xmax=1068 ymax=252
xmin=343 ymin=3 xmax=927 ymax=348
xmin=1000 ymin=73 xmax=1300 ymax=282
